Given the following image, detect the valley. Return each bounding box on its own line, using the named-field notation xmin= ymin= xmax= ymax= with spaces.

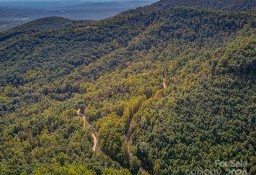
xmin=0 ymin=0 xmax=156 ymax=31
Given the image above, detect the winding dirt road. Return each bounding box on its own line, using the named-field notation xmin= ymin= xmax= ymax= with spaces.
xmin=91 ymin=133 xmax=97 ymax=152
xmin=77 ymin=109 xmax=98 ymax=152
xmin=163 ymin=78 xmax=167 ymax=89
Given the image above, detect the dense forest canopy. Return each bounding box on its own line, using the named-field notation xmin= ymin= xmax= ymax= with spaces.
xmin=0 ymin=0 xmax=256 ymax=174
xmin=153 ymin=0 xmax=256 ymax=11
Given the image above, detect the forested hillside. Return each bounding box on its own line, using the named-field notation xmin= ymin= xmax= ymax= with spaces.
xmin=0 ymin=0 xmax=256 ymax=174
xmin=153 ymin=0 xmax=256 ymax=11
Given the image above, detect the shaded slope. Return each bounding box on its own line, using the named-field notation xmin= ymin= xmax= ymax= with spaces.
xmin=0 ymin=2 xmax=256 ymax=175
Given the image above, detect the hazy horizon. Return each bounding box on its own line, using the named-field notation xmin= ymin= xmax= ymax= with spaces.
xmin=0 ymin=0 xmax=157 ymax=31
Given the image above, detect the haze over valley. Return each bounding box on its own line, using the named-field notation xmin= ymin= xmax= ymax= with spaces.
xmin=0 ymin=0 xmax=156 ymax=31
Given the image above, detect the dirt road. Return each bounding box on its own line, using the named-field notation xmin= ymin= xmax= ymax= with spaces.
xmin=77 ymin=109 xmax=98 ymax=152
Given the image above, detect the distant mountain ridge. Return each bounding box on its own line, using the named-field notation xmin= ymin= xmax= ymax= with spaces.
xmin=0 ymin=0 xmax=157 ymax=32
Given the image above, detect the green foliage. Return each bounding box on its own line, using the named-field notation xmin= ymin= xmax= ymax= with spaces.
xmin=102 ymin=168 xmax=132 ymax=175
xmin=154 ymin=0 xmax=256 ymax=11
xmin=130 ymin=156 xmax=141 ymax=174
xmin=32 ymin=164 xmax=96 ymax=175
xmin=0 ymin=1 xmax=256 ymax=175
xmin=97 ymin=113 xmax=126 ymax=163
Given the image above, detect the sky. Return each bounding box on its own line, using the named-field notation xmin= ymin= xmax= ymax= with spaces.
xmin=0 ymin=0 xmax=145 ymax=2
xmin=0 ymin=0 xmax=156 ymax=6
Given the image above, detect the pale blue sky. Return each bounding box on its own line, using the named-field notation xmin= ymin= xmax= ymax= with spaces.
xmin=0 ymin=0 xmax=99 ymax=1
